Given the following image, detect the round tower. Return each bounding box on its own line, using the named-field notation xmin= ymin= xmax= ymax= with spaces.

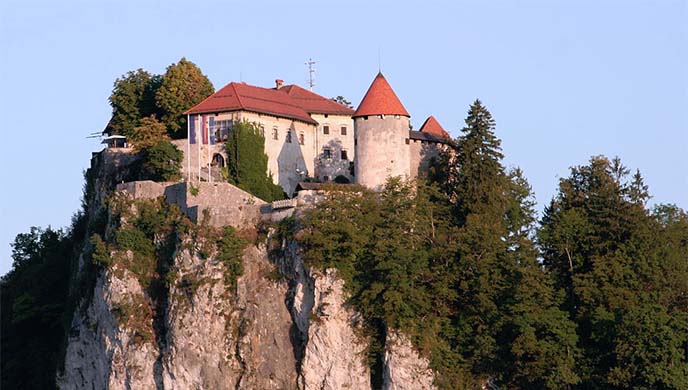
xmin=353 ymin=72 xmax=411 ymax=189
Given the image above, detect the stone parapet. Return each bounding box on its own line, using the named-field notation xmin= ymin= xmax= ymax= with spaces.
xmin=115 ymin=180 xmax=267 ymax=229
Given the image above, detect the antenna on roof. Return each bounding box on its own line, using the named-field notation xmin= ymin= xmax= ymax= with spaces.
xmin=305 ymin=58 xmax=317 ymax=91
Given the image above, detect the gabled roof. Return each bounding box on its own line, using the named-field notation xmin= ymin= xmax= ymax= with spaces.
xmin=418 ymin=115 xmax=450 ymax=139
xmin=353 ymin=72 xmax=410 ymax=118
xmin=184 ymin=82 xmax=318 ymax=125
xmin=279 ymin=85 xmax=355 ymax=116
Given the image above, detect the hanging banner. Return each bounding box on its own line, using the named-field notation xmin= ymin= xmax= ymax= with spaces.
xmin=189 ymin=115 xmax=196 ymax=144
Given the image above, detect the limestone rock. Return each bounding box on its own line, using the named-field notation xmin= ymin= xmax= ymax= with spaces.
xmin=58 ymin=267 xmax=159 ymax=390
xmin=299 ymin=268 xmax=370 ymax=390
xmin=383 ymin=331 xmax=436 ymax=390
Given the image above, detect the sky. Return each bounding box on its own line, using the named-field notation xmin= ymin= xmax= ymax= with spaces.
xmin=1 ymin=0 xmax=686 ymax=275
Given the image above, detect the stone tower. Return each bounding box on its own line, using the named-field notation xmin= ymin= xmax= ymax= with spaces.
xmin=353 ymin=72 xmax=411 ymax=189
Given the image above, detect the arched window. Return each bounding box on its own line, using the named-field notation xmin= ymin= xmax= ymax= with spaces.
xmin=272 ymin=127 xmax=278 ymax=140
xmin=286 ymin=130 xmax=292 ymax=143
xmin=299 ymin=132 xmax=305 ymax=145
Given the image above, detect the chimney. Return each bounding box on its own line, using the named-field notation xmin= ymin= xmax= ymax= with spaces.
xmin=275 ymin=79 xmax=284 ymax=89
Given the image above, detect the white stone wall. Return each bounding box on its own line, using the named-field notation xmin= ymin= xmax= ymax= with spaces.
xmin=175 ymin=111 xmax=317 ymax=196
xmin=354 ymin=115 xmax=411 ymax=189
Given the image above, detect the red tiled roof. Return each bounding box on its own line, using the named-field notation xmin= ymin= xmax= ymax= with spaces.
xmin=418 ymin=116 xmax=450 ymax=139
xmin=184 ymin=82 xmax=318 ymax=125
xmin=353 ymin=72 xmax=410 ymax=118
xmin=279 ymin=85 xmax=355 ymax=116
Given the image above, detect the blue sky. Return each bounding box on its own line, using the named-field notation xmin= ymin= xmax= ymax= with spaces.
xmin=1 ymin=0 xmax=686 ymax=275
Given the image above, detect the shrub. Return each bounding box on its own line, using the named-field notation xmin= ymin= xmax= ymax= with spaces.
xmin=139 ymin=140 xmax=183 ymax=182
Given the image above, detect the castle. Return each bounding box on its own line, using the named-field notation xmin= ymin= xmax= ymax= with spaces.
xmin=171 ymin=72 xmax=450 ymax=196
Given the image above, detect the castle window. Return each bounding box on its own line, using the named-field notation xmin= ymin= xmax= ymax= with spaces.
xmin=405 ymin=138 xmax=410 ymax=145
xmin=324 ymin=114 xmax=329 ymax=118
xmin=363 ymin=116 xmax=368 ymax=120
xmin=323 ymin=148 xmax=332 ymax=159
xmin=341 ymin=150 xmax=348 ymax=160
xmin=340 ymin=126 xmax=347 ymax=136
xmin=323 ymin=175 xmax=329 ymax=181
xmin=272 ymin=127 xmax=278 ymax=140
xmin=323 ymin=125 xmax=330 ymax=135
xmin=299 ymin=132 xmax=305 ymax=145
xmin=213 ymin=120 xmax=233 ymax=142
xmin=286 ymin=130 xmax=292 ymax=143
xmin=260 ymin=125 xmax=265 ymax=138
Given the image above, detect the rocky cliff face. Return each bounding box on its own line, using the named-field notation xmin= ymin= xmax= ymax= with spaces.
xmin=59 ymin=176 xmax=436 ymax=389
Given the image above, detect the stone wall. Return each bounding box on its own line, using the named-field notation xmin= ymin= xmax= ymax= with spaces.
xmin=409 ymin=139 xmax=443 ymax=179
xmin=115 ymin=181 xmax=266 ymax=229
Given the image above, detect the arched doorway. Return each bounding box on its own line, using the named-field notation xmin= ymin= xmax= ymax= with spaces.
xmin=212 ymin=153 xmax=225 ymax=168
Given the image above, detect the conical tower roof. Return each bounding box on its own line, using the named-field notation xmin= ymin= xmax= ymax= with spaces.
xmin=353 ymin=72 xmax=410 ymax=118
xmin=419 ymin=115 xmax=450 ymax=139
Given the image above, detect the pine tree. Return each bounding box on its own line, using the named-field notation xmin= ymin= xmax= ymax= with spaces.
xmin=539 ymin=156 xmax=688 ymax=388
xmin=431 ymin=100 xmax=579 ymax=388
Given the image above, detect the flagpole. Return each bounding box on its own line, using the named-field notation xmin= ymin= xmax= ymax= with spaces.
xmin=207 ymin=121 xmax=212 ymax=183
xmin=186 ymin=114 xmax=190 ymax=182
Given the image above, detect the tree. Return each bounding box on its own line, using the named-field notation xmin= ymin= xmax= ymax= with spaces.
xmin=138 ymin=140 xmax=183 ymax=182
xmin=538 ymin=156 xmax=688 ymax=388
xmin=155 ymin=58 xmax=214 ymax=138
xmin=129 ymin=116 xmax=169 ymax=151
xmin=1 ymin=227 xmax=72 ymax=389
xmin=331 ymin=95 xmax=353 ymax=108
xmin=429 ymin=100 xmax=579 ymax=388
xmin=225 ymin=120 xmax=285 ymax=201
xmin=108 ymin=69 xmax=161 ymax=137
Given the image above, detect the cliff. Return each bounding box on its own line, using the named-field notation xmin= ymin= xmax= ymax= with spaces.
xmin=56 ymin=150 xmax=435 ymax=389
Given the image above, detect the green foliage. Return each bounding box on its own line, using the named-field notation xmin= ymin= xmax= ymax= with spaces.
xmin=108 ymin=69 xmax=161 ymax=137
xmin=129 ymin=116 xmax=169 ymax=151
xmin=225 ymin=120 xmax=286 ymax=201
xmin=138 ymin=140 xmax=183 ymax=182
xmin=539 ymin=156 xmax=688 ymax=388
xmin=1 ymin=227 xmax=73 ymax=389
xmin=331 ymin=95 xmax=353 ymax=108
xmin=155 ymin=57 xmax=214 ymax=138
xmin=216 ymin=226 xmax=247 ymax=292
xmin=299 ymin=179 xmax=463 ymax=386
xmin=90 ymin=233 xmax=110 ymax=267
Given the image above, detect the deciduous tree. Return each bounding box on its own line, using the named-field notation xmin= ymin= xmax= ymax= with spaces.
xmin=155 ymin=58 xmax=214 ymax=138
